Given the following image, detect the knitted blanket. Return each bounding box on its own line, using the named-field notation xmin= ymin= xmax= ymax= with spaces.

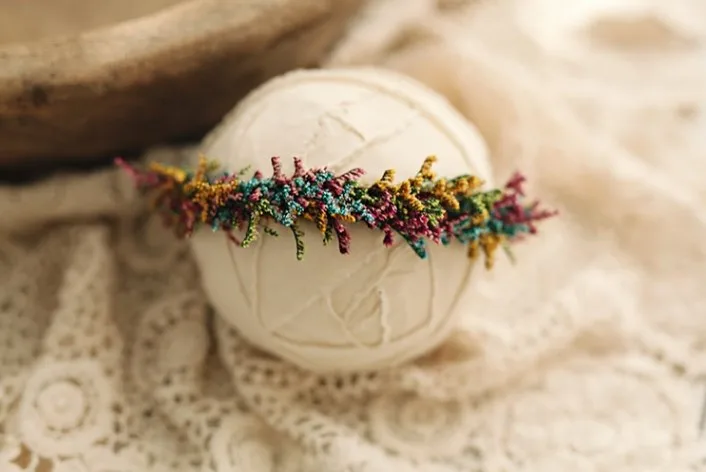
xmin=2 ymin=1 xmax=706 ymax=470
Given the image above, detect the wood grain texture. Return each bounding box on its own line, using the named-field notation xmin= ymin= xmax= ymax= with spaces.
xmin=0 ymin=0 xmax=363 ymax=166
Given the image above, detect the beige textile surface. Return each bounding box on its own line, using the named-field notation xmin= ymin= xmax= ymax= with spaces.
xmin=2 ymin=0 xmax=706 ymax=470
xmin=0 ymin=0 xmax=183 ymax=44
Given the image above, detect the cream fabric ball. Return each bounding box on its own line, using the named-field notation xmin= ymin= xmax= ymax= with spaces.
xmin=192 ymin=68 xmax=492 ymax=373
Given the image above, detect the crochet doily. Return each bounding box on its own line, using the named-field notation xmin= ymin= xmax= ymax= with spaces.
xmin=2 ymin=0 xmax=706 ymax=470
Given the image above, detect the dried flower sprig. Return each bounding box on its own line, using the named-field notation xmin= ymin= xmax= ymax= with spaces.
xmin=116 ymin=155 xmax=556 ymax=268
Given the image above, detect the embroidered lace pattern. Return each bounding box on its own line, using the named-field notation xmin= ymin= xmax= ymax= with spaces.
xmin=2 ymin=1 xmax=706 ymax=470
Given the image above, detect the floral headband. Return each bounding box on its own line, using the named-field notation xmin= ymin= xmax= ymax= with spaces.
xmin=117 ymin=155 xmax=556 ymax=268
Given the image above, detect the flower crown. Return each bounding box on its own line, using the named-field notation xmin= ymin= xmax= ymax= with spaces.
xmin=117 ymin=155 xmax=556 ymax=268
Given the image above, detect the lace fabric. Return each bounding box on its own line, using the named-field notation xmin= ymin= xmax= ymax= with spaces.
xmin=2 ymin=0 xmax=706 ymax=470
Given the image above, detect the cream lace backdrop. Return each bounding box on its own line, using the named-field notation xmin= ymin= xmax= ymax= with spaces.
xmin=2 ymin=1 xmax=706 ymax=471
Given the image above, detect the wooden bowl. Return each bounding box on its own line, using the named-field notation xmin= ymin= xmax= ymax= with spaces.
xmin=0 ymin=0 xmax=362 ymax=167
